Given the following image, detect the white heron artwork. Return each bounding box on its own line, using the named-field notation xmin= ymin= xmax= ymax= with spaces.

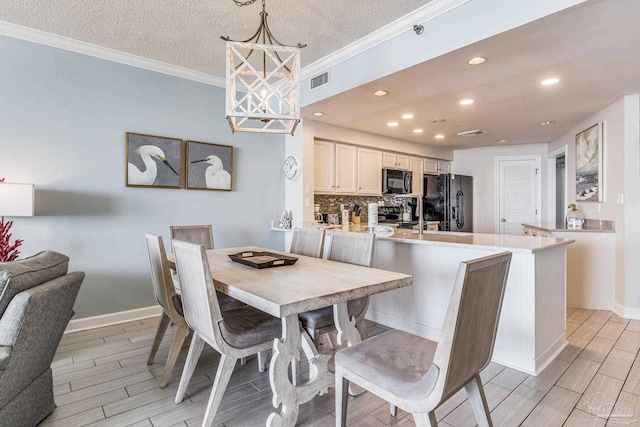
xmin=127 ymin=144 xmax=179 ymax=186
xmin=190 ymin=155 xmax=232 ymax=190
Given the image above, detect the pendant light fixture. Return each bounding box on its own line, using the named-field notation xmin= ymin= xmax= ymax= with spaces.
xmin=222 ymin=0 xmax=306 ymax=135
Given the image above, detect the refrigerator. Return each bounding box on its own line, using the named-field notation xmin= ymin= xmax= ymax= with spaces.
xmin=423 ymin=174 xmax=473 ymax=232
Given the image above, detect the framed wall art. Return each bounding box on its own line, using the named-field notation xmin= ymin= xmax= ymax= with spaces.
xmin=126 ymin=132 xmax=183 ymax=189
xmin=186 ymin=140 xmax=233 ymax=191
xmin=575 ymin=123 xmax=603 ymax=202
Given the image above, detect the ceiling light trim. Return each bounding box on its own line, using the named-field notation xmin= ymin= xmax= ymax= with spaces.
xmin=0 ymin=20 xmax=225 ymax=87
xmin=301 ymin=0 xmax=471 ymax=80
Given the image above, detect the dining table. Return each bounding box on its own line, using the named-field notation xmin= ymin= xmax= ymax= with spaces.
xmin=167 ymin=245 xmax=412 ymax=427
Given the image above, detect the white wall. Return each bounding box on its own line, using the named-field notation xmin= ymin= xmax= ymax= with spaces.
xmin=0 ymin=35 xmax=286 ymax=319
xmin=453 ymin=143 xmax=548 ymax=233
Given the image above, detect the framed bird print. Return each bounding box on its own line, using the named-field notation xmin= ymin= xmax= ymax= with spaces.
xmin=186 ymin=140 xmax=233 ymax=191
xmin=126 ymin=132 xmax=183 ymax=189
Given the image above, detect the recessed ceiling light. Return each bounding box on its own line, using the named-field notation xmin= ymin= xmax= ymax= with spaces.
xmin=388 ymin=121 xmax=399 ymax=127
xmin=402 ymin=114 xmax=414 ymax=119
xmin=539 ymin=120 xmax=555 ymax=126
xmin=435 ymin=134 xmax=445 ymax=139
xmin=413 ymin=129 xmax=423 ymax=133
xmin=312 ymin=112 xmax=324 ymax=116
xmin=497 ymin=139 xmax=508 ymax=143
xmin=460 ymin=99 xmax=474 ymax=105
xmin=541 ymin=78 xmax=560 ymax=86
xmin=374 ymin=90 xmax=388 ymax=97
xmin=467 ymin=57 xmax=487 ymax=65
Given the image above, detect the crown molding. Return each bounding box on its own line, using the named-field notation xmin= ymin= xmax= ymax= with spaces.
xmin=0 ymin=20 xmax=225 ymax=88
xmin=301 ymin=0 xmax=470 ymax=80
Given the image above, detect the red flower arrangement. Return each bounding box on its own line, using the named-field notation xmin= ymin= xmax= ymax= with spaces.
xmin=0 ymin=178 xmax=23 ymax=262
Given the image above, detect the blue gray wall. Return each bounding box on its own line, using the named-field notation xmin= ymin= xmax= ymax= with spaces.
xmin=0 ymin=35 xmax=285 ymax=318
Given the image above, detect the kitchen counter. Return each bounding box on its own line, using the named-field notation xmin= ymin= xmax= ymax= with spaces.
xmin=522 ymin=219 xmax=615 ymax=233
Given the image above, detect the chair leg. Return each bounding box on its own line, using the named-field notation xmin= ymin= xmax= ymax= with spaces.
xmin=325 ymin=332 xmax=336 ymax=350
xmin=257 ymin=350 xmax=268 ymax=373
xmin=147 ymin=312 xmax=171 ymax=365
xmin=335 ymin=366 xmax=349 ymax=427
xmin=160 ymin=324 xmax=190 ymax=388
xmin=413 ymin=412 xmax=437 ymax=427
xmin=390 ymin=404 xmax=397 ymax=417
xmin=465 ymin=373 xmax=493 ymax=427
xmin=202 ymin=354 xmax=237 ymax=427
xmin=175 ymin=332 xmax=205 ymax=404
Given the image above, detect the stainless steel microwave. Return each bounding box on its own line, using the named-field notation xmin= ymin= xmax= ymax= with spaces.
xmin=382 ymin=168 xmax=412 ymax=194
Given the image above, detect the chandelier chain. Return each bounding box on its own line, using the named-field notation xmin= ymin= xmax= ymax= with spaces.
xmin=232 ymin=0 xmax=263 ymax=7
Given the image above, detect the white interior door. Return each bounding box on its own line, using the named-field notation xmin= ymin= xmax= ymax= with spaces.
xmin=497 ymin=157 xmax=541 ymax=235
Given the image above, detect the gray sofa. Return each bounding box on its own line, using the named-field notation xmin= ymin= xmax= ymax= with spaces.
xmin=0 ymin=251 xmax=84 ymax=427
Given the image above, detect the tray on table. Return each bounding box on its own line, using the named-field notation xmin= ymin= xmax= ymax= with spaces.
xmin=228 ymin=251 xmax=298 ymax=269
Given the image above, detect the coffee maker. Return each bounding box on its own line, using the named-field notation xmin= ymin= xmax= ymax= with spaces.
xmin=314 ymin=204 xmax=323 ymax=223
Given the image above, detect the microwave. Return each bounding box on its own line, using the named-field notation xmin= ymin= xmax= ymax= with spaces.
xmin=382 ymin=168 xmax=413 ymax=194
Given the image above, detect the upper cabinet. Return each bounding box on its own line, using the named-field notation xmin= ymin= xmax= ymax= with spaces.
xmin=357 ymin=148 xmax=382 ymax=194
xmin=410 ymin=157 xmax=423 ymax=195
xmin=424 ymin=159 xmax=438 ymax=175
xmin=335 ymin=144 xmax=357 ymax=193
xmin=438 ymin=161 xmax=451 ymax=174
xmin=382 ymin=153 xmax=410 ymax=170
xmin=314 ymin=141 xmax=335 ymax=192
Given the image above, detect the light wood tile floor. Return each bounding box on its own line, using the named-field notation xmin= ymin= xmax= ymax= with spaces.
xmin=42 ymin=309 xmax=640 ymax=426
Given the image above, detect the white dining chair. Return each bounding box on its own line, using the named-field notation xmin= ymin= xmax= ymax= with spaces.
xmin=172 ymin=240 xmax=282 ymax=427
xmin=289 ymin=227 xmax=325 ymax=258
xmin=298 ymin=231 xmax=375 ymax=347
xmin=334 ymin=251 xmax=512 ymax=427
xmin=144 ymin=234 xmax=190 ymax=388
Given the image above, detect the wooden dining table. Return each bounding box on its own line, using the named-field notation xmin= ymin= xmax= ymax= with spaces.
xmin=168 ymin=245 xmax=412 ymax=427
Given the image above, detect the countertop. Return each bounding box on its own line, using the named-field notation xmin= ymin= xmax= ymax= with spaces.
xmin=522 ymin=219 xmax=615 ymax=233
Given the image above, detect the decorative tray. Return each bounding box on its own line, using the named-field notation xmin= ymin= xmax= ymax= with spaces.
xmin=228 ymin=251 xmax=298 ymax=269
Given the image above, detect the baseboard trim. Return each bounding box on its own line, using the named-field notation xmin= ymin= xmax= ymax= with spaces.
xmin=613 ymin=302 xmax=640 ymax=320
xmin=65 ymin=305 xmax=163 ymax=334
xmin=366 ymin=310 xmax=442 ymax=342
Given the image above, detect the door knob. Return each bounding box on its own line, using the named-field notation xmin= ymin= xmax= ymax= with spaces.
xmin=501 ymin=218 xmax=506 ymax=222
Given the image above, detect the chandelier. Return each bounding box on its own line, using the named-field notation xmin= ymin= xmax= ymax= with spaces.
xmin=222 ymin=0 xmax=306 ymax=135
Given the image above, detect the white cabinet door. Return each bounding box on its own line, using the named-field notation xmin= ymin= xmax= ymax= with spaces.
xmin=314 ymin=141 xmax=335 ymax=192
xmin=410 ymin=157 xmax=423 ymax=195
xmin=424 ymin=159 xmax=438 ymax=175
xmin=335 ymin=144 xmax=357 ymax=193
xmin=438 ymin=161 xmax=451 ymax=174
xmin=382 ymin=152 xmax=397 ymax=168
xmin=357 ymin=148 xmax=382 ymax=194
xmin=397 ymin=155 xmax=410 ymax=170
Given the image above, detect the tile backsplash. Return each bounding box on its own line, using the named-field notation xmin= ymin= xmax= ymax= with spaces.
xmin=314 ymin=194 xmax=408 ymax=222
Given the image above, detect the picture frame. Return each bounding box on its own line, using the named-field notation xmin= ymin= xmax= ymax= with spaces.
xmin=575 ymin=122 xmax=603 ymax=202
xmin=186 ymin=140 xmax=233 ymax=191
xmin=126 ymin=132 xmax=183 ymax=189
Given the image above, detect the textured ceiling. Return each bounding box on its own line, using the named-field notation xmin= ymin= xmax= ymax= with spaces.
xmin=0 ymin=0 xmax=432 ymax=77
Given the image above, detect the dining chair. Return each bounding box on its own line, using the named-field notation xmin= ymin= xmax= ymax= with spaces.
xmin=145 ymin=234 xmax=191 ymax=388
xmin=289 ymin=227 xmax=325 ymax=258
xmin=334 ymin=251 xmax=512 ymax=427
xmin=298 ymin=231 xmax=375 ymax=348
xmin=169 ymin=225 xmax=214 ymax=250
xmin=172 ymin=240 xmax=282 ymax=427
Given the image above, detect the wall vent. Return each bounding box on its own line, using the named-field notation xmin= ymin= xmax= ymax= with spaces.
xmin=456 ymin=129 xmax=487 ymax=136
xmin=310 ymin=72 xmax=329 ymax=90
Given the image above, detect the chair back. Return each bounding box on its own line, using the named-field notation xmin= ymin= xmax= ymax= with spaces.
xmin=328 ymin=231 xmax=374 ymax=267
xmin=172 ymin=240 xmax=222 ymax=345
xmin=170 ymin=225 xmax=214 ymax=250
xmin=290 ymin=228 xmax=325 ymax=258
xmin=432 ymin=251 xmax=512 ymax=400
xmin=145 ymin=234 xmax=183 ymax=321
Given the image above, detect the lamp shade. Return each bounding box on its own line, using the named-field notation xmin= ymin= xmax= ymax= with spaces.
xmin=0 ymin=183 xmax=34 ymax=217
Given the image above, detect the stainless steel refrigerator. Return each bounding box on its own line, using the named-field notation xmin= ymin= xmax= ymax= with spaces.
xmin=423 ymin=174 xmax=473 ymax=232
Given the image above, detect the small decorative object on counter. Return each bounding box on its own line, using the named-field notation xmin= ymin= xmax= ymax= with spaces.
xmin=368 ymin=203 xmax=378 ymax=225
xmin=566 ymin=204 xmax=585 ymax=229
xmin=278 ymin=210 xmax=291 ymax=229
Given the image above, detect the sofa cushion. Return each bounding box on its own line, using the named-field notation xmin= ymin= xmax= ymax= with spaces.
xmin=0 ymin=251 xmax=69 ymax=317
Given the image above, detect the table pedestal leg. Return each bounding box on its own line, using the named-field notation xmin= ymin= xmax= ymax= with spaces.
xmin=333 ymin=302 xmax=365 ymax=396
xmin=267 ymin=314 xmax=332 ymax=427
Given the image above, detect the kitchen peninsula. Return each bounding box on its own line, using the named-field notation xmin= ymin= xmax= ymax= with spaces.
xmin=276 ymin=225 xmax=574 ymax=375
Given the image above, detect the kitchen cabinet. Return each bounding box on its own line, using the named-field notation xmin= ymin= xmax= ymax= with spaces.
xmin=410 ymin=157 xmax=423 ymax=195
xmin=357 ymin=148 xmax=382 ymax=194
xmin=424 ymin=159 xmax=438 ymax=175
xmin=335 ymin=144 xmax=357 ymax=193
xmin=383 ymin=152 xmax=410 ymax=169
xmin=438 ymin=161 xmax=451 ymax=174
xmin=314 ymin=141 xmax=335 ymax=192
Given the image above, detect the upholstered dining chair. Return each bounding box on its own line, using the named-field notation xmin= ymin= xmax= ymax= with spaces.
xmin=298 ymin=231 xmax=375 ymax=348
xmin=145 ymin=234 xmax=190 ymax=388
xmin=170 ymin=225 xmax=214 ymax=250
xmin=172 ymin=240 xmax=281 ymax=427
xmin=334 ymin=251 xmax=512 ymax=427
xmin=289 ymin=227 xmax=325 ymax=258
